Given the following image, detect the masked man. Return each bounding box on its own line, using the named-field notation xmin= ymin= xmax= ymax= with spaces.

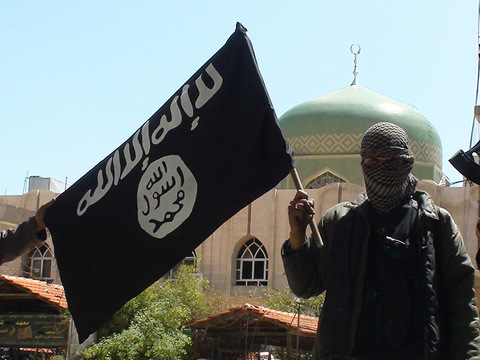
xmin=282 ymin=122 xmax=480 ymax=359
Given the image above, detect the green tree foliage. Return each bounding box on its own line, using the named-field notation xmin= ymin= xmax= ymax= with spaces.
xmin=79 ymin=265 xmax=324 ymax=360
xmin=262 ymin=287 xmax=324 ymax=317
xmin=80 ymin=265 xmax=209 ymax=360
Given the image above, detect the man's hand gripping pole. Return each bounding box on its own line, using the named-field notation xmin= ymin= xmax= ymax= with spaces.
xmin=290 ymin=168 xmax=324 ymax=248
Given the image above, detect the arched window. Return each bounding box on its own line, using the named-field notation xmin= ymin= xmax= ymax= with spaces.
xmin=28 ymin=244 xmax=53 ymax=281
xmin=306 ymin=171 xmax=346 ymax=189
xmin=235 ymin=238 xmax=268 ymax=286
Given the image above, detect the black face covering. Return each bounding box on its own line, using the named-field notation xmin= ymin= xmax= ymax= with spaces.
xmin=360 ymin=122 xmax=418 ymax=213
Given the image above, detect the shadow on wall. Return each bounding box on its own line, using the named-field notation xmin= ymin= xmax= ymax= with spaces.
xmin=475 ymin=272 xmax=480 ymax=311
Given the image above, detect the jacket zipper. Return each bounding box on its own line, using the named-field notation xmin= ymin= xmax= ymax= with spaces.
xmin=347 ymin=204 xmax=370 ymax=356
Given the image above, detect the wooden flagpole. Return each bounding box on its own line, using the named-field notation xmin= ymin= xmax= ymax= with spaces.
xmin=290 ymin=168 xmax=324 ymax=248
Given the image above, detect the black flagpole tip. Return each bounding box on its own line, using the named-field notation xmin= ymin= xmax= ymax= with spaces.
xmin=236 ymin=22 xmax=248 ymax=33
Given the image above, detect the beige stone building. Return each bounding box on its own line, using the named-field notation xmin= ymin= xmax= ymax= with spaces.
xmin=196 ymin=84 xmax=480 ymax=296
xmin=1 ymin=180 xmax=478 ymax=297
xmin=196 ymin=181 xmax=480 ymax=296
xmin=0 ymin=188 xmax=59 ymax=283
xmin=1 ymin=84 xmax=479 ymax=302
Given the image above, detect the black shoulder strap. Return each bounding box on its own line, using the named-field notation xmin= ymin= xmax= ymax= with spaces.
xmin=391 ymin=206 xmax=417 ymax=241
xmin=417 ymin=206 xmax=447 ymax=358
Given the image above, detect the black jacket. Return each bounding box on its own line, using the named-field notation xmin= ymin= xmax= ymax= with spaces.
xmin=282 ymin=190 xmax=480 ymax=359
xmin=0 ymin=216 xmax=45 ymax=265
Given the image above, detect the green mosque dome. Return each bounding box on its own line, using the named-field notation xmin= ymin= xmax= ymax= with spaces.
xmin=279 ymin=84 xmax=444 ymax=189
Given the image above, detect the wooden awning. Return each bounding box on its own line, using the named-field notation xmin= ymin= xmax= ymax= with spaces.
xmin=186 ymin=303 xmax=318 ymax=356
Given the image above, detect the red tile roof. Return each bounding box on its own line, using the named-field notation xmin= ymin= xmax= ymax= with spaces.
xmin=187 ymin=303 xmax=318 ymax=335
xmin=1 ymin=275 xmax=67 ymax=310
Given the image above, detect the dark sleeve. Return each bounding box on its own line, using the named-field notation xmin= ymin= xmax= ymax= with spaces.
xmin=0 ymin=217 xmax=45 ymax=265
xmin=281 ymin=219 xmax=329 ymax=299
xmin=437 ymin=209 xmax=480 ymax=359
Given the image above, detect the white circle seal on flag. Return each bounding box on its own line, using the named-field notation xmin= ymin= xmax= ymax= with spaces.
xmin=137 ymin=155 xmax=197 ymax=239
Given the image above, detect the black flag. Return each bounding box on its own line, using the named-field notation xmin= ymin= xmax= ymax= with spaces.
xmin=45 ymin=23 xmax=294 ymax=343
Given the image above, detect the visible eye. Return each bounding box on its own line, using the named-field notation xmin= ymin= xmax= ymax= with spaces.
xmin=363 ymin=158 xmax=378 ymax=166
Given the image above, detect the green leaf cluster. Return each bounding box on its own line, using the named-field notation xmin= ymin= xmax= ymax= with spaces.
xmin=262 ymin=287 xmax=324 ymax=317
xmin=80 ymin=265 xmax=209 ymax=360
xmin=79 ymin=265 xmax=324 ymax=360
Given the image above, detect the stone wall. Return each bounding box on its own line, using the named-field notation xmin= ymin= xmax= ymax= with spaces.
xmin=0 ymin=190 xmax=59 ymax=283
xmin=197 ymin=181 xmax=480 ymax=293
xmin=1 ymin=183 xmax=479 ymax=298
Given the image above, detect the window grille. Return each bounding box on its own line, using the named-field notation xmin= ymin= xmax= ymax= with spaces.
xmin=28 ymin=244 xmax=53 ymax=281
xmin=235 ymin=238 xmax=268 ymax=286
xmin=306 ymin=171 xmax=346 ymax=189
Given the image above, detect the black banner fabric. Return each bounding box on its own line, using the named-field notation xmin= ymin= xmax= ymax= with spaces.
xmin=44 ymin=23 xmax=294 ymax=343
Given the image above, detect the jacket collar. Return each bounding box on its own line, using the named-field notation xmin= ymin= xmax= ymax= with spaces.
xmin=343 ymin=190 xmax=438 ymax=220
xmin=412 ymin=190 xmax=438 ymax=220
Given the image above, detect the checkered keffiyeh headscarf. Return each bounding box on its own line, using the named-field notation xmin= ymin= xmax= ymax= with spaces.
xmin=360 ymin=122 xmax=418 ymax=213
